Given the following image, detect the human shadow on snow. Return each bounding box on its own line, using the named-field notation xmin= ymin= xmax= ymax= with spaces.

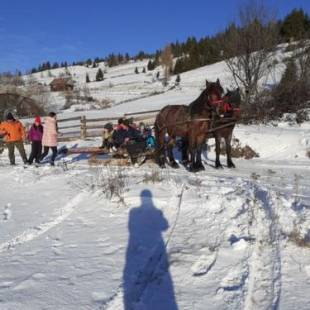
xmin=123 ymin=189 xmax=178 ymax=310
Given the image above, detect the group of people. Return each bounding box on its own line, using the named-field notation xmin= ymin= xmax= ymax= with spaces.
xmin=101 ymin=118 xmax=155 ymax=152
xmin=0 ymin=113 xmax=156 ymax=167
xmin=0 ymin=112 xmax=59 ymax=166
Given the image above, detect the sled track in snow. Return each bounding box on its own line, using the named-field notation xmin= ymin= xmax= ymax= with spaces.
xmin=0 ymin=192 xmax=85 ymax=254
xmin=243 ymin=183 xmax=282 ymax=310
xmin=100 ymin=186 xmax=185 ymax=310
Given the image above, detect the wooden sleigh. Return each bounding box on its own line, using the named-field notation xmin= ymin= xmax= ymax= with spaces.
xmin=66 ymin=143 xmax=155 ymax=167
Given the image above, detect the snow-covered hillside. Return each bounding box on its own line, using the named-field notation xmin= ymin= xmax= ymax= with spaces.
xmin=22 ymin=43 xmax=293 ymax=116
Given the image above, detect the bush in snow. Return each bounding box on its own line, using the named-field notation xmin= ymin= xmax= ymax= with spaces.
xmin=142 ymin=169 xmax=163 ymax=184
xmin=96 ymin=68 xmax=104 ymax=81
xmin=97 ymin=168 xmax=128 ymax=204
xmin=220 ymin=138 xmax=259 ymax=159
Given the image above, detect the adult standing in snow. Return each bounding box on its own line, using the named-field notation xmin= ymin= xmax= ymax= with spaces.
xmin=40 ymin=112 xmax=58 ymax=166
xmin=27 ymin=116 xmax=43 ymax=165
xmin=0 ymin=112 xmax=28 ymax=165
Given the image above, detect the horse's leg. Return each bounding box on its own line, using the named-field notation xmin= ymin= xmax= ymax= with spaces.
xmin=215 ymin=134 xmax=223 ymax=169
xmin=195 ymin=146 xmax=205 ymax=171
xmin=167 ymin=137 xmax=179 ymax=168
xmin=155 ymin=125 xmax=166 ymax=168
xmin=188 ymin=148 xmax=197 ymax=172
xmin=225 ymin=131 xmax=235 ymax=168
xmin=194 ymin=134 xmax=205 ymax=171
xmin=181 ymin=137 xmax=189 ymax=165
xmin=186 ymin=136 xmax=196 ymax=172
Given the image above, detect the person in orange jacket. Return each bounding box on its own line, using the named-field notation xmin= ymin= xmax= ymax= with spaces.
xmin=0 ymin=112 xmax=28 ymax=165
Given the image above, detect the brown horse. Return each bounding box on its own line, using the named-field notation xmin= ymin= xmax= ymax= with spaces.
xmin=180 ymin=88 xmax=241 ymax=169
xmin=154 ymin=79 xmax=224 ymax=171
xmin=211 ymin=88 xmax=241 ymax=168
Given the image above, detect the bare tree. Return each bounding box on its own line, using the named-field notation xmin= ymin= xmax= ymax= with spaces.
xmin=24 ymin=78 xmax=51 ymax=111
xmin=160 ymin=45 xmax=173 ymax=86
xmin=297 ymin=40 xmax=310 ymax=83
xmin=222 ymin=1 xmax=278 ymax=104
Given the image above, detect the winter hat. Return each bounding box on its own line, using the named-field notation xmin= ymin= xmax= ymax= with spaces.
xmin=34 ymin=116 xmax=41 ymax=124
xmin=104 ymin=122 xmax=113 ymax=131
xmin=6 ymin=112 xmax=15 ymax=121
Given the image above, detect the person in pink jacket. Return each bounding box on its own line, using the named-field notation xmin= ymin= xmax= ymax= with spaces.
xmin=40 ymin=112 xmax=58 ymax=166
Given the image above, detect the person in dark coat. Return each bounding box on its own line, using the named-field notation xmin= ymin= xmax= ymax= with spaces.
xmin=112 ymin=119 xmax=130 ymax=148
xmin=27 ymin=116 xmax=43 ymax=164
xmin=127 ymin=120 xmax=143 ymax=142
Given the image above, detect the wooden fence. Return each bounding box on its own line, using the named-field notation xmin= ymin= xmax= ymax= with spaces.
xmin=57 ymin=109 xmax=160 ymax=141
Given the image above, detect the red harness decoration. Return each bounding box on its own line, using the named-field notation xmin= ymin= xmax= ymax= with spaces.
xmin=210 ymin=99 xmax=233 ymax=113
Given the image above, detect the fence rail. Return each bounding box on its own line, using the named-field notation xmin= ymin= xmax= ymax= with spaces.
xmin=57 ymin=109 xmax=159 ymax=141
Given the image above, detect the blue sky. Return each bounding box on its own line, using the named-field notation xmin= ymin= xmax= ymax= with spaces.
xmin=0 ymin=0 xmax=309 ymax=73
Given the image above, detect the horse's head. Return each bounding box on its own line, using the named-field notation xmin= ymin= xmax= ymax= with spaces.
xmin=224 ymin=87 xmax=241 ymax=107
xmin=205 ymin=78 xmax=224 ymax=103
xmin=189 ymin=79 xmax=224 ymax=117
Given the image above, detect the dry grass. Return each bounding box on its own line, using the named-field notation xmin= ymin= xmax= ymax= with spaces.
xmin=142 ymin=169 xmax=163 ymax=184
xmin=288 ymin=228 xmax=310 ymax=248
xmin=221 ymin=138 xmax=259 ymax=159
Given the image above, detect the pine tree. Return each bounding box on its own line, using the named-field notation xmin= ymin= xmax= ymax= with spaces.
xmin=280 ymin=9 xmax=309 ymax=41
xmin=142 ymin=67 xmax=146 ymax=73
xmin=176 ymin=74 xmax=181 ymax=84
xmin=86 ymin=73 xmax=90 ymax=83
xmin=135 ymin=67 xmax=139 ymax=74
xmin=96 ymin=68 xmax=104 ymax=81
xmin=274 ymin=59 xmax=299 ymax=112
xmin=125 ymin=53 xmax=130 ymax=62
xmin=147 ymin=60 xmax=155 ymax=71
xmin=173 ymin=58 xmax=185 ymax=74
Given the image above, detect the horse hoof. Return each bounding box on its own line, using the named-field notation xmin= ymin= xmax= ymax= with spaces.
xmin=227 ymin=162 xmax=236 ymax=168
xmin=181 ymin=160 xmax=189 ymax=166
xmin=195 ymin=164 xmax=205 ymax=171
xmin=215 ymin=163 xmax=223 ymax=169
xmin=170 ymin=162 xmax=179 ymax=169
xmin=188 ymin=165 xmax=196 ymax=173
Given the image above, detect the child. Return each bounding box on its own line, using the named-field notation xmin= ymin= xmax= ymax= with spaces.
xmin=101 ymin=122 xmax=114 ymax=150
xmin=27 ymin=116 xmax=43 ymax=165
xmin=41 ymin=112 xmax=58 ymax=166
xmin=144 ymin=127 xmax=155 ymax=150
xmin=0 ymin=112 xmax=28 ymax=165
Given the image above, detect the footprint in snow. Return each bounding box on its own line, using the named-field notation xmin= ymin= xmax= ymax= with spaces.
xmin=191 ymin=248 xmax=217 ymax=276
xmin=218 ymin=265 xmax=248 ymax=292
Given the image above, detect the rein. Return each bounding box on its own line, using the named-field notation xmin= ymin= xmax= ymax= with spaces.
xmin=156 ymin=117 xmax=212 ymax=132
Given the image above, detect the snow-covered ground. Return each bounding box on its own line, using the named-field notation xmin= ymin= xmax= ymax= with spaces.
xmin=0 ymin=119 xmax=309 ymax=309
xmin=1 ymin=47 xmax=308 ymax=309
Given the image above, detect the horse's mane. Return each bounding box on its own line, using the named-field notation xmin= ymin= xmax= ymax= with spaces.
xmin=188 ymin=89 xmax=208 ymax=116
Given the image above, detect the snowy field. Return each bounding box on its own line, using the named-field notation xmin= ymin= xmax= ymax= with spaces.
xmin=1 ymin=50 xmax=309 ymax=309
xmin=0 ymin=120 xmax=309 ymax=310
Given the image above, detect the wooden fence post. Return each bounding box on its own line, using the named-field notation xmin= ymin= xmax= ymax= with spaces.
xmin=80 ymin=116 xmax=87 ymax=139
